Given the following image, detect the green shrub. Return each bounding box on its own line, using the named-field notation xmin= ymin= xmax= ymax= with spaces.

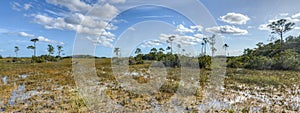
xmin=227 ymin=57 xmax=244 ymax=68
xmin=245 ymin=56 xmax=273 ymax=70
xmin=272 ymin=50 xmax=300 ymax=70
xmin=198 ymin=55 xmax=211 ymax=69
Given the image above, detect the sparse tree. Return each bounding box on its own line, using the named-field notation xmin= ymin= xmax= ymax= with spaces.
xmin=47 ymin=44 xmax=54 ymax=56
xmin=135 ymin=48 xmax=142 ymax=55
xmin=57 ymin=45 xmax=63 ymax=57
xmin=134 ymin=48 xmax=143 ymax=64
xmin=166 ymin=46 xmax=171 ymax=53
xmin=27 ymin=45 xmax=35 ymax=57
xmin=30 ymin=38 xmax=39 ymax=57
xmin=203 ymin=37 xmax=209 ymax=55
xmin=14 ymin=46 xmax=19 ymax=58
xmin=177 ymin=44 xmax=181 ymax=54
xmin=223 ymin=44 xmax=229 ymax=56
xmin=201 ymin=42 xmax=205 ymax=56
xmin=209 ymin=34 xmax=217 ymax=57
xmin=114 ymin=48 xmax=120 ymax=57
xmin=166 ymin=36 xmax=175 ymax=54
xmin=159 ymin=48 xmax=164 ymax=52
xmin=150 ymin=48 xmax=157 ymax=53
xmin=267 ymin=19 xmax=295 ymax=49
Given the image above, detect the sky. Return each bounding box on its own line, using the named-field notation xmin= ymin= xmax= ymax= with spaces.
xmin=1 ymin=0 xmax=300 ymax=57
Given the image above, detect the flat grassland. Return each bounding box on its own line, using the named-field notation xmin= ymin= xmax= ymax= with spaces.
xmin=0 ymin=58 xmax=299 ymax=112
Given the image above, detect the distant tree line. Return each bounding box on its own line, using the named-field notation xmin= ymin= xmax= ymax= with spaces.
xmin=113 ymin=34 xmax=221 ymax=69
xmin=125 ymin=47 xmax=214 ymax=69
xmin=12 ymin=38 xmax=64 ymax=63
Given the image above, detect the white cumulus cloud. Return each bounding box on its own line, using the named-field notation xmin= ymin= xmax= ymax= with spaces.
xmin=206 ymin=25 xmax=248 ymax=35
xmin=19 ymin=32 xmax=35 ymax=37
xmin=190 ymin=25 xmax=203 ymax=32
xmin=33 ymin=0 xmax=120 ymax=48
xmin=140 ymin=40 xmax=162 ymax=48
xmin=220 ymin=12 xmax=250 ymax=25
xmin=8 ymin=31 xmax=64 ymax=45
xmin=88 ymin=3 xmax=119 ymax=20
xmin=86 ymin=36 xmax=114 ymax=48
xmin=176 ymin=24 xmax=194 ymax=34
xmin=159 ymin=34 xmax=201 ymax=45
xmin=292 ymin=13 xmax=300 ymax=19
xmin=258 ymin=23 xmax=270 ymax=31
xmin=37 ymin=36 xmax=64 ymax=45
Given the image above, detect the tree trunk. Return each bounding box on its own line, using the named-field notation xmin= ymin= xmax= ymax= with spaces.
xmin=280 ymin=32 xmax=283 ymax=50
xmin=171 ymin=42 xmax=173 ymax=54
xmin=34 ymin=42 xmax=36 ymax=57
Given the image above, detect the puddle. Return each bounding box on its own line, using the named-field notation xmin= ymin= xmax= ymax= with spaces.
xmin=198 ymin=99 xmax=230 ymax=111
xmin=2 ymin=76 xmax=7 ymax=85
xmin=20 ymin=74 xmax=27 ymax=79
xmin=9 ymin=84 xmax=39 ymax=106
xmin=131 ymin=71 xmax=139 ymax=76
xmin=124 ymin=71 xmax=140 ymax=76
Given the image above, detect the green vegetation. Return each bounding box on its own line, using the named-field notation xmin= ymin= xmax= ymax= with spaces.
xmin=227 ymin=35 xmax=300 ymax=70
xmin=228 ymin=18 xmax=299 ymax=70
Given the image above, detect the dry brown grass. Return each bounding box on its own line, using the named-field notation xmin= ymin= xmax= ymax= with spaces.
xmin=0 ymin=58 xmax=299 ymax=112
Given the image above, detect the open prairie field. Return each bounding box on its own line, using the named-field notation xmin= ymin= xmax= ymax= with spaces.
xmin=0 ymin=58 xmax=299 ymax=112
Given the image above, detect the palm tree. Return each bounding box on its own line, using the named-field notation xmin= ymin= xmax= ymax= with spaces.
xmin=114 ymin=48 xmax=120 ymax=57
xmin=223 ymin=44 xmax=229 ymax=56
xmin=57 ymin=45 xmax=63 ymax=57
xmin=30 ymin=38 xmax=39 ymax=57
xmin=14 ymin=46 xmax=19 ymax=58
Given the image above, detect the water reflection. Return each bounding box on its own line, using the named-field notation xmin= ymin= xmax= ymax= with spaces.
xmin=9 ymin=84 xmax=39 ymax=106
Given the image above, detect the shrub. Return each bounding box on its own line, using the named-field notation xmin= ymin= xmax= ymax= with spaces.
xmin=245 ymin=56 xmax=273 ymax=70
xmin=198 ymin=55 xmax=211 ymax=69
xmin=272 ymin=50 xmax=300 ymax=70
xmin=227 ymin=57 xmax=244 ymax=68
xmin=31 ymin=55 xmax=58 ymax=63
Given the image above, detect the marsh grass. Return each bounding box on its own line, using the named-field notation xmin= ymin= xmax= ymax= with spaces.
xmin=0 ymin=58 xmax=299 ymax=112
xmin=225 ymin=69 xmax=300 ymax=88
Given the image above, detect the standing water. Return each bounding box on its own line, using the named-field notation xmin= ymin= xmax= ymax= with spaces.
xmin=2 ymin=76 xmax=7 ymax=85
xmin=21 ymin=74 xmax=27 ymax=79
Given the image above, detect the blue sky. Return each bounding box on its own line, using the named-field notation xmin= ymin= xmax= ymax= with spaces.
xmin=1 ymin=0 xmax=300 ymax=57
